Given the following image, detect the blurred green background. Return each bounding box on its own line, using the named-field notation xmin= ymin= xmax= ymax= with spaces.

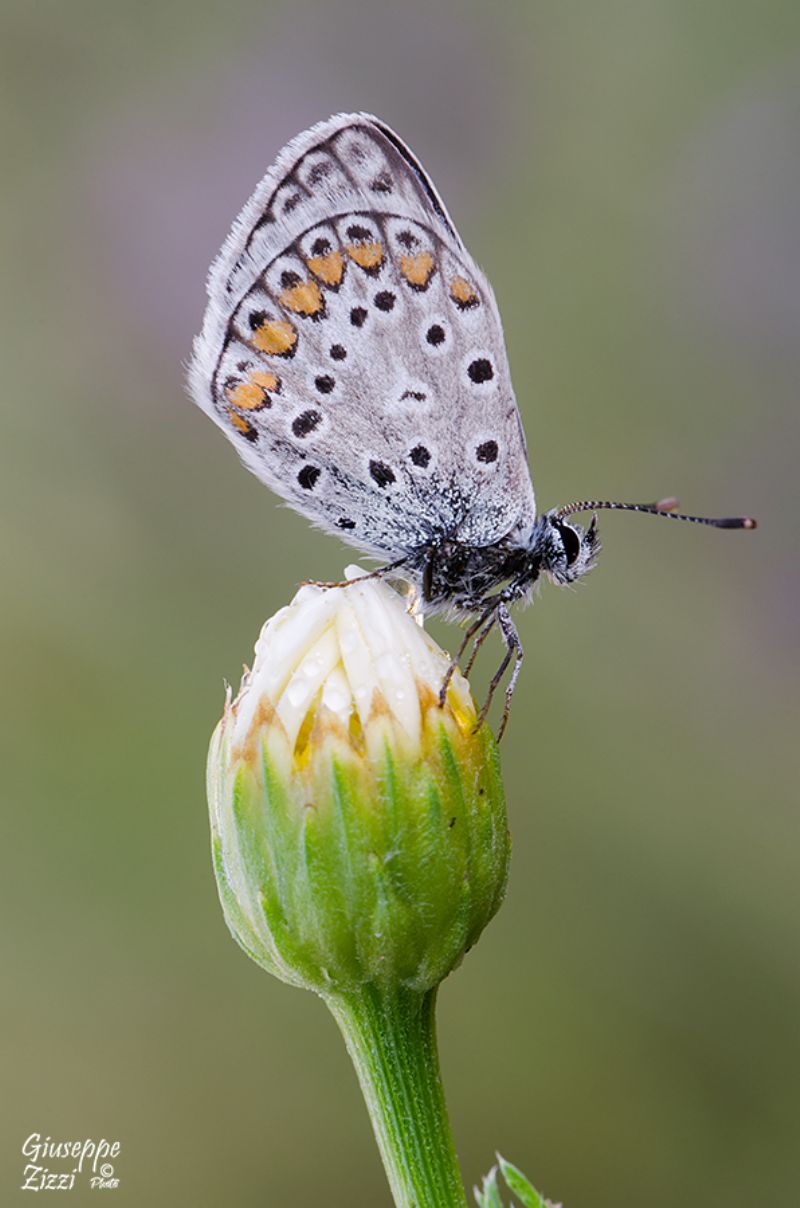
xmin=2 ymin=1 xmax=798 ymax=1204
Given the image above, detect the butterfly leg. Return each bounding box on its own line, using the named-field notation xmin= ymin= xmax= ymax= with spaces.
xmin=437 ymin=603 xmax=497 ymax=708
xmin=473 ymin=603 xmax=523 ymax=738
xmin=495 ymin=603 xmax=524 ymax=741
xmin=302 ymin=557 xmax=409 ymax=590
xmin=463 ymin=610 xmax=499 ymax=677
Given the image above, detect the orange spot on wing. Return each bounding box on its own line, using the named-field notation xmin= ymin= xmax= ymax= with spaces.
xmin=307 ymin=250 xmax=345 ymax=286
xmin=279 ymin=278 xmax=325 ymax=316
xmin=251 ymin=370 xmax=280 ymax=392
xmin=347 ymin=240 xmax=383 ymax=270
xmin=227 ymin=409 xmax=257 ymax=441
xmin=252 ymin=318 xmax=297 ymax=355
xmin=227 ymin=371 xmax=279 ymax=411
xmin=449 ymin=275 xmax=479 ymax=308
xmin=399 ymin=251 xmax=435 ymax=287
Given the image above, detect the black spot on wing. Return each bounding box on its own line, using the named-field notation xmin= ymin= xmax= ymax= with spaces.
xmin=292 ymin=410 xmax=322 ymax=438
xmin=308 ymin=162 xmax=331 ymax=185
xmin=369 ymin=460 xmax=396 ymax=488
xmin=298 ymin=465 xmax=320 ymax=490
xmin=468 ymin=358 xmax=494 ymax=384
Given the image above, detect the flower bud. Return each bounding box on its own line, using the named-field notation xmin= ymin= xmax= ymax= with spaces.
xmin=208 ymin=568 xmax=509 ymax=996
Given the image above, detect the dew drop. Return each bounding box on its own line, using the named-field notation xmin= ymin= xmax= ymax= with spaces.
xmin=286 ymin=679 xmax=310 ymax=708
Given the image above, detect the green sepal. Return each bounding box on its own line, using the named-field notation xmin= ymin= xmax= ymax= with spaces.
xmin=475 ymin=1165 xmax=504 ymax=1208
xmin=209 ymin=700 xmax=509 ymax=996
xmin=497 ymin=1156 xmax=548 ymax=1208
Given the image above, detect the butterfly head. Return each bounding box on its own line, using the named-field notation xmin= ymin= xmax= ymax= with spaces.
xmin=530 ymin=511 xmax=601 ymax=586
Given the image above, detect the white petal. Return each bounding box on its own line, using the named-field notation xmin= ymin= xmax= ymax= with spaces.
xmin=232 ymin=567 xmax=474 ymax=751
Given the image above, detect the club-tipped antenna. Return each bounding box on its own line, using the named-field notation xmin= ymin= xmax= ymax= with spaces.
xmin=553 ymin=497 xmax=757 ymax=530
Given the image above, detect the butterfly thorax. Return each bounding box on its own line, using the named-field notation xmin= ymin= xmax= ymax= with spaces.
xmin=409 ymin=512 xmax=600 ymax=615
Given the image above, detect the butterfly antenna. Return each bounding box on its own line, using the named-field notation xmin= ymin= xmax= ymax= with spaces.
xmin=553 ymin=497 xmax=757 ymax=530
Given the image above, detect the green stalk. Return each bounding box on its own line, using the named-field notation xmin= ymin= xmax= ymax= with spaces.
xmin=326 ymin=983 xmax=469 ymax=1208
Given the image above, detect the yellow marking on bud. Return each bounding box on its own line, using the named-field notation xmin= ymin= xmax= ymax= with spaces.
xmin=449 ymin=275 xmax=479 ymax=307
xmin=348 ymin=708 xmax=366 ymax=755
xmin=445 ymin=692 xmax=476 ymax=737
xmin=294 ymin=705 xmax=354 ymax=771
xmin=252 ymin=318 xmax=297 ymax=355
xmin=347 ymin=240 xmax=383 ymax=270
xmin=417 ymin=681 xmax=439 ymax=714
xmin=292 ymin=702 xmax=317 ymax=766
xmin=399 ymin=251 xmax=435 ymax=287
xmin=227 ymin=370 xmax=279 ymax=411
xmin=230 ymin=696 xmax=282 ymax=768
xmin=417 ymin=677 xmax=476 ymax=737
xmin=307 ymin=250 xmax=345 ymax=286
xmin=366 ymin=689 xmax=393 ymax=725
xmin=279 ymin=278 xmax=325 ymax=316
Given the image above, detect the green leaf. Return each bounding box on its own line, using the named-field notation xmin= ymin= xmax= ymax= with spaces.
xmin=474 ymin=1165 xmax=503 ymax=1208
xmin=497 ymin=1156 xmax=545 ymax=1208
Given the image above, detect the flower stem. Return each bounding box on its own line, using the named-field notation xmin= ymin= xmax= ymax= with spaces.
xmin=325 ymin=983 xmax=469 ymax=1208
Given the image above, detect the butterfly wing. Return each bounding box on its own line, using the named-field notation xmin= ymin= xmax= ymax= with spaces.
xmin=189 ymin=112 xmax=537 ymax=558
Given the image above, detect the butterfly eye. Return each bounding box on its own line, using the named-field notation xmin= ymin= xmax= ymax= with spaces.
xmin=559 ymin=523 xmax=581 ymax=566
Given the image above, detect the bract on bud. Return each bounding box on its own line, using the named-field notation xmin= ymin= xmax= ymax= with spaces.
xmin=208 ymin=568 xmax=509 ymax=996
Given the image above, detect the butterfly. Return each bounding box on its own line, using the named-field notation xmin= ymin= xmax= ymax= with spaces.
xmin=189 ymin=112 xmax=755 ymax=738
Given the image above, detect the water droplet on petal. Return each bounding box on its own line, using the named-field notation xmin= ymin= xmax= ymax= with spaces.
xmin=340 ymin=627 xmax=359 ymax=654
xmin=286 ymin=679 xmax=310 ymax=708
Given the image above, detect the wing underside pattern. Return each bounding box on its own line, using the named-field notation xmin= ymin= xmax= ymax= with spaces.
xmin=189 ymin=113 xmax=536 ymax=555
